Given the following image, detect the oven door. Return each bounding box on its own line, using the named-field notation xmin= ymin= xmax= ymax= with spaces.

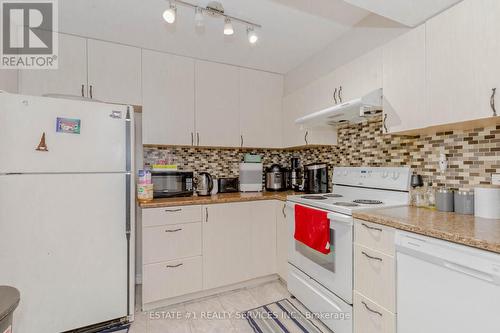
xmin=287 ymin=202 xmax=353 ymax=304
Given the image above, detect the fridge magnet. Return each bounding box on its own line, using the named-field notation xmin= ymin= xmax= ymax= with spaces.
xmin=56 ymin=117 xmax=81 ymax=134
xmin=35 ymin=132 xmax=48 ymax=151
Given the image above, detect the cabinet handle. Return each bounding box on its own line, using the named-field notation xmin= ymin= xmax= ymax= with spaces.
xmin=165 ymin=208 xmax=182 ymax=213
xmin=165 ymin=228 xmax=182 ymax=233
xmin=197 ymin=133 xmax=200 ymax=146
xmin=338 ymin=86 xmax=343 ymax=103
xmin=333 ymin=88 xmax=337 ymax=104
xmin=361 ymin=301 xmax=383 ymax=317
xmin=241 ymin=135 xmax=244 ymax=148
xmin=362 ymin=251 xmax=383 ymax=262
xmin=282 ymin=203 xmax=286 ymax=219
xmin=491 ymin=88 xmax=497 ymax=116
xmin=304 ymin=131 xmax=309 ymax=145
xmin=205 ymin=207 xmax=209 ymax=222
xmin=383 ymin=114 xmax=388 ymax=133
xmin=89 ymin=85 xmax=93 ymax=99
xmin=81 ymin=84 xmax=85 ymax=97
xmin=166 ymin=263 xmax=183 ymax=268
xmin=361 ymin=223 xmax=383 ymax=232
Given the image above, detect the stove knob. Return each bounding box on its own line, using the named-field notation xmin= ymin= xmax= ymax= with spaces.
xmin=382 ymin=171 xmax=389 ymax=179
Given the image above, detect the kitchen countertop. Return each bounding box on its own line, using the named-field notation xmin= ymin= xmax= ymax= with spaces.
xmin=353 ymin=206 xmax=500 ymax=254
xmin=138 ymin=191 xmax=300 ymax=208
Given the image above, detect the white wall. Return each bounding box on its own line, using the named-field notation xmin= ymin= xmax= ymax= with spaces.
xmin=284 ymin=14 xmax=408 ymax=95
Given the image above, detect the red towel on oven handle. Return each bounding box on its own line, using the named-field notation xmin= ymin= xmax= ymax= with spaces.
xmin=294 ymin=205 xmax=331 ymax=254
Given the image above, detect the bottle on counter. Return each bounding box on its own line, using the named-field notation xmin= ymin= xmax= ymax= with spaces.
xmin=425 ymin=182 xmax=436 ymax=209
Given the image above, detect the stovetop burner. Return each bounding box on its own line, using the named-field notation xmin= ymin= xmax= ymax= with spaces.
xmin=333 ymin=202 xmax=360 ymax=207
xmin=301 ymin=195 xmax=328 ymax=200
xmin=353 ymin=199 xmax=383 ymax=205
xmin=323 ymin=194 xmax=343 ymax=198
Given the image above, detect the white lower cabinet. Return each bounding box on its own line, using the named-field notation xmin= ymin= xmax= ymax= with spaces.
xmin=203 ymin=201 xmax=277 ymax=289
xmin=142 ymin=222 xmax=202 ymax=264
xmin=143 ymin=256 xmax=203 ymax=304
xmin=141 ymin=200 xmax=278 ymax=307
xmin=354 ymin=292 xmax=396 ymax=333
xmin=276 ymin=201 xmax=289 ymax=282
xmin=354 ymin=219 xmax=396 ymax=333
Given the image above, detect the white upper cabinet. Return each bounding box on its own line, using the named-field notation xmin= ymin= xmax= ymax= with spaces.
xmin=336 ymin=47 xmax=383 ymax=102
xmin=19 ymin=33 xmax=87 ymax=97
xmin=142 ymin=50 xmax=195 ymax=146
xmin=383 ymin=25 xmax=427 ymax=133
xmin=282 ymin=90 xmax=308 ymax=147
xmin=0 ymin=70 xmax=18 ymax=93
xmin=426 ymin=0 xmax=500 ymax=125
xmin=195 ymin=60 xmax=240 ymax=147
xmin=239 ymin=68 xmax=283 ymax=148
xmin=87 ymin=39 xmax=142 ymax=105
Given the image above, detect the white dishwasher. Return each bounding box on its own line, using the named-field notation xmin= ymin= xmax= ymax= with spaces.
xmin=396 ymin=231 xmax=500 ymax=333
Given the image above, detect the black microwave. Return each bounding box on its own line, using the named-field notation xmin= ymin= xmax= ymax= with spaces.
xmin=151 ymin=171 xmax=194 ymax=198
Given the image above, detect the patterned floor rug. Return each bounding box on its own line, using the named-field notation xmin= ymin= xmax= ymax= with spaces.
xmin=244 ymin=299 xmax=325 ymax=333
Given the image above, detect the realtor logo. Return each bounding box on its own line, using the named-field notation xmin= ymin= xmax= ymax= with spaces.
xmin=1 ymin=0 xmax=58 ymax=69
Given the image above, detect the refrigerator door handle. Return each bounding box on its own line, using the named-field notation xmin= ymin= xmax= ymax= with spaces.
xmin=125 ymin=107 xmax=132 ymax=316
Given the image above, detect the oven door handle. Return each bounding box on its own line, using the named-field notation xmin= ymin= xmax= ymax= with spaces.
xmin=327 ymin=212 xmax=353 ymax=226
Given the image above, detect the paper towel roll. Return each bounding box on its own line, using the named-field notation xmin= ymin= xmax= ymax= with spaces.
xmin=474 ymin=186 xmax=500 ymax=219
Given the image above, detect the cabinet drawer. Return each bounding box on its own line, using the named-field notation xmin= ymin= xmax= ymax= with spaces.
xmin=142 ymin=205 xmax=202 ymax=227
xmin=143 ymin=222 xmax=202 ymax=264
xmin=354 ymin=292 xmax=395 ymax=333
xmin=143 ymin=256 xmax=202 ymax=303
xmin=354 ymin=244 xmax=395 ymax=312
xmin=355 ymin=220 xmax=395 ymax=255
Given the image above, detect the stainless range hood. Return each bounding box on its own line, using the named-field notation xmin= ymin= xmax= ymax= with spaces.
xmin=295 ymin=88 xmax=383 ymax=129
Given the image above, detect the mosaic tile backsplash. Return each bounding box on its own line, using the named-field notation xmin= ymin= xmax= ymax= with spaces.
xmin=144 ymin=116 xmax=500 ymax=190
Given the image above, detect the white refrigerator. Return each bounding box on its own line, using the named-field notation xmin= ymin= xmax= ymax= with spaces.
xmin=0 ymin=92 xmax=135 ymax=333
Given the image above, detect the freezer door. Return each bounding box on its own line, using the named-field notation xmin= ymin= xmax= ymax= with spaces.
xmin=0 ymin=174 xmax=128 ymax=333
xmin=0 ymin=93 xmax=129 ymax=173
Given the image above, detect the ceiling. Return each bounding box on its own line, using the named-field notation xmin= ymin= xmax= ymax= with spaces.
xmin=343 ymin=0 xmax=463 ymax=27
xmin=59 ymin=0 xmax=370 ymax=74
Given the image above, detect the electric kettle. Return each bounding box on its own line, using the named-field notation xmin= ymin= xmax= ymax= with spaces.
xmin=197 ymin=172 xmax=213 ymax=196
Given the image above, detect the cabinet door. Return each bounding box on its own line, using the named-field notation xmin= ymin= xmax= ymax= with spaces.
xmin=282 ymin=90 xmax=307 ymax=147
xmin=383 ymin=25 xmax=427 ymax=133
xmin=203 ymin=203 xmax=252 ymax=289
xmin=426 ymin=0 xmax=495 ymax=125
xmin=195 ymin=60 xmax=240 ymax=147
xmin=282 ymin=87 xmax=338 ymax=147
xmin=19 ymin=33 xmax=87 ymax=97
xmin=87 ymin=39 xmax=142 ymax=105
xmin=240 ymin=68 xmax=283 ymax=148
xmin=142 ymin=50 xmax=195 ymax=145
xmin=248 ymin=201 xmax=277 ymax=278
xmin=334 ymin=48 xmax=382 ymax=103
xmin=0 ymin=70 xmax=18 ymax=93
xmin=276 ymin=201 xmax=289 ymax=282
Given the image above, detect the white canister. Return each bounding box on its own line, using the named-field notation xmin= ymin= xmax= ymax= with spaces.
xmin=474 ymin=186 xmax=500 ymax=219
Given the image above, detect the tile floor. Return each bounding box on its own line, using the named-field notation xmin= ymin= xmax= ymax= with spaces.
xmin=130 ymin=280 xmax=331 ymax=333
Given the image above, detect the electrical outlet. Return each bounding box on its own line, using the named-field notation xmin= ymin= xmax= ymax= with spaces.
xmin=492 ymin=173 xmax=500 ymax=185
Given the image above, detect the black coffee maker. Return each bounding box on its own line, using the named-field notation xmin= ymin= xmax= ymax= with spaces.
xmin=303 ymin=163 xmax=328 ymax=194
xmin=290 ymin=156 xmax=303 ymax=191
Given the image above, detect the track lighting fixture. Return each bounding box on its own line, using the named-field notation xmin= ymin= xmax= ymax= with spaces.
xmin=163 ymin=0 xmax=261 ymax=44
xmin=223 ymin=18 xmax=234 ymax=36
xmin=194 ymin=7 xmax=204 ymax=27
xmin=162 ymin=2 xmax=177 ymax=24
xmin=247 ymin=27 xmax=258 ymax=44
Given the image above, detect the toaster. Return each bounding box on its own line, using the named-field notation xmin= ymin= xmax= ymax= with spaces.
xmin=218 ymin=177 xmax=239 ymax=193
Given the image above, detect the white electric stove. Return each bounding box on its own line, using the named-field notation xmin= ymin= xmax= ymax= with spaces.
xmin=286 ymin=166 xmax=411 ymax=333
